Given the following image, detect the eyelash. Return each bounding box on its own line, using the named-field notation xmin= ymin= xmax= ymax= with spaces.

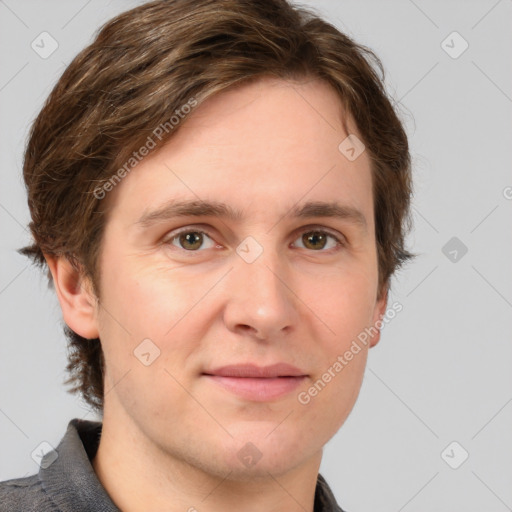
xmin=162 ymin=225 xmax=345 ymax=254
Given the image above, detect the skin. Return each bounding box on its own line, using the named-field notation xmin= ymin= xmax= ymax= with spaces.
xmin=47 ymin=76 xmax=388 ymax=512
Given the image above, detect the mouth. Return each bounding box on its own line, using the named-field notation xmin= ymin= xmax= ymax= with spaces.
xmin=202 ymin=363 xmax=308 ymax=402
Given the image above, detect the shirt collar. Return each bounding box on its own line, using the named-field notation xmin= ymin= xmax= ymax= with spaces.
xmin=38 ymin=418 xmax=345 ymax=512
xmin=39 ymin=418 xmax=119 ymax=512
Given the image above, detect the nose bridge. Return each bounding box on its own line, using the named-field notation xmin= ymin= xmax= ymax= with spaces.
xmin=239 ymin=237 xmax=283 ymax=298
xmin=241 ymin=233 xmax=287 ymax=298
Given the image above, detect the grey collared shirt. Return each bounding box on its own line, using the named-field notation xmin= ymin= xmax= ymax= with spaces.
xmin=0 ymin=418 xmax=346 ymax=511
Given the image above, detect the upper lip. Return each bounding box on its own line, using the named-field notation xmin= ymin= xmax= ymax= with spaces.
xmin=203 ymin=363 xmax=307 ymax=378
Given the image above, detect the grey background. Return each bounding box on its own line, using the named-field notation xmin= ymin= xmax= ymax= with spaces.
xmin=1 ymin=1 xmax=511 ymax=511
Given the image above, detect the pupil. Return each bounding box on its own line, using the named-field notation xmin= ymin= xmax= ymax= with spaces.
xmin=181 ymin=232 xmax=202 ymax=250
xmin=305 ymin=232 xmax=326 ymax=250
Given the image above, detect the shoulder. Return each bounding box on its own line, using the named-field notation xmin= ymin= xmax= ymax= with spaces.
xmin=0 ymin=473 xmax=59 ymax=512
xmin=316 ymin=472 xmax=350 ymax=512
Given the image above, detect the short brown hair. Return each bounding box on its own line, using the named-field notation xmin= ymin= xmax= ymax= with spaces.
xmin=19 ymin=0 xmax=415 ymax=414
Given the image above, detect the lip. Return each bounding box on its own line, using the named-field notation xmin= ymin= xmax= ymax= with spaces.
xmin=204 ymin=363 xmax=307 ymax=378
xmin=202 ymin=363 xmax=308 ymax=402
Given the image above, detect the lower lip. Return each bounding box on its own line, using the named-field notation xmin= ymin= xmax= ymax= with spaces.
xmin=204 ymin=375 xmax=307 ymax=401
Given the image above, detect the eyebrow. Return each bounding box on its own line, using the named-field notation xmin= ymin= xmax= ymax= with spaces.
xmin=135 ymin=199 xmax=367 ymax=232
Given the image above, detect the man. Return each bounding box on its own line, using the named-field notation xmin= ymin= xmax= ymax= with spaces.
xmin=0 ymin=0 xmax=414 ymax=510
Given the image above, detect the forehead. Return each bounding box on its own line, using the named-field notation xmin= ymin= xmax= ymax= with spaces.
xmin=105 ymin=76 xmax=374 ymax=229
xmin=168 ymin=76 xmax=356 ymax=161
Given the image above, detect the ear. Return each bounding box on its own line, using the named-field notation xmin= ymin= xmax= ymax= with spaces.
xmin=45 ymin=255 xmax=100 ymax=340
xmin=368 ymin=283 xmax=388 ymax=348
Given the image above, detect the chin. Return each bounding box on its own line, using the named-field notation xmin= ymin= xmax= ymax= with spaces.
xmin=219 ymin=451 xmax=306 ymax=482
xmin=213 ymin=428 xmax=314 ymax=479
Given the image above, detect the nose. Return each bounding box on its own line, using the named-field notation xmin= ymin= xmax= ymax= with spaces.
xmin=222 ymin=242 xmax=299 ymax=341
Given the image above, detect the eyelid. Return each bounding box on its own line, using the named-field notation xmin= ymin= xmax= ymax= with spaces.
xmin=162 ymin=223 xmax=346 ymax=252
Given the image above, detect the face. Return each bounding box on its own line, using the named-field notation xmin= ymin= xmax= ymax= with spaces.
xmin=82 ymin=77 xmax=387 ymax=479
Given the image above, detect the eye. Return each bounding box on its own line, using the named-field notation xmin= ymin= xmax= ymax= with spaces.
xmin=166 ymin=229 xmax=217 ymax=251
xmin=163 ymin=226 xmax=345 ymax=253
xmin=293 ymin=229 xmax=344 ymax=252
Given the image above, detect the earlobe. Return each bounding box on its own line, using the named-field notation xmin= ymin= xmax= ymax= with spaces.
xmin=45 ymin=255 xmax=100 ymax=340
xmin=369 ymin=285 xmax=388 ymax=348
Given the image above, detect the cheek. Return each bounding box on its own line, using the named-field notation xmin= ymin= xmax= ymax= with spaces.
xmin=100 ymin=255 xmax=206 ymax=336
xmin=296 ymin=270 xmax=375 ymax=417
xmin=295 ymin=347 xmax=368 ymax=449
xmin=306 ymin=267 xmax=378 ymax=342
xmin=96 ymin=255 xmax=220 ymax=386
